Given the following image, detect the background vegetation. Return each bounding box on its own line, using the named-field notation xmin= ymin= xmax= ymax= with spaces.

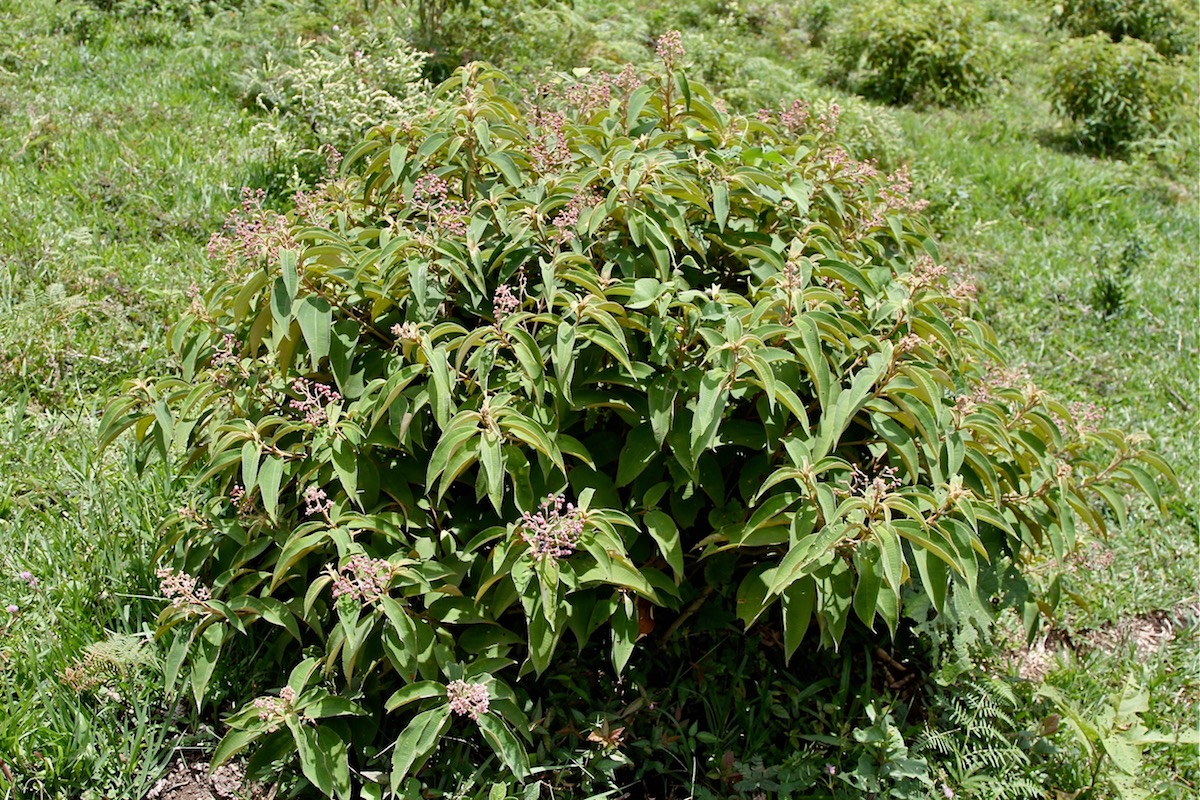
xmin=0 ymin=0 xmax=1194 ymax=798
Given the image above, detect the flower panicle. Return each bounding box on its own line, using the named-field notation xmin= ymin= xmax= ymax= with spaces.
xmin=518 ymin=494 xmax=585 ymax=560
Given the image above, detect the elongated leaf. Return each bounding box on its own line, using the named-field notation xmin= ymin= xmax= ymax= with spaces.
xmin=391 ymin=706 xmax=451 ymax=790
xmin=616 ymin=424 xmax=659 ymax=487
xmin=296 ymin=296 xmax=332 ymax=369
xmin=385 ymin=681 xmax=447 ymax=712
xmin=644 ymin=510 xmax=684 ymax=582
xmin=713 ymin=181 xmax=729 ymax=231
xmin=690 ymin=369 xmax=727 ymax=463
xmin=781 ymin=576 xmax=815 ymax=661
xmin=477 ymin=714 xmax=531 ymax=779
xmin=258 ymin=456 xmax=284 ymax=521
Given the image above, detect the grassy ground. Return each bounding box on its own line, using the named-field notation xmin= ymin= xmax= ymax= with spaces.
xmin=0 ymin=0 xmax=1195 ymax=797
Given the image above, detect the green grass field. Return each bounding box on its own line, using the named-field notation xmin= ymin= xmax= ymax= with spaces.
xmin=0 ymin=0 xmax=1194 ymax=797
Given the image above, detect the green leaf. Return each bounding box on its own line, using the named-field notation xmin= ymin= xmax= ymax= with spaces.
xmin=735 ymin=563 xmax=777 ymax=629
xmin=527 ymin=608 xmax=560 ymax=675
xmin=781 ymin=576 xmax=815 ymax=661
xmin=644 ymin=510 xmax=684 ymax=583
xmin=611 ymin=593 xmax=638 ymax=676
xmin=852 ymin=552 xmax=883 ymax=629
xmin=485 ymin=151 xmax=523 ymax=188
xmin=875 ymin=522 xmax=906 ymax=591
xmin=271 ymin=277 xmax=293 ymax=328
xmin=625 ymin=83 xmax=654 ymax=129
xmin=258 ymin=456 xmax=284 ymax=522
xmin=190 ymin=624 xmax=224 ymax=709
xmin=480 ymin=431 xmax=505 ymax=512
xmin=296 ymin=296 xmax=332 ymax=369
xmin=211 ymin=727 xmax=266 ymax=770
xmin=690 ymin=369 xmax=728 ymax=463
xmin=647 ymin=378 xmax=676 ymax=447
xmin=477 ymin=714 xmax=531 ymax=779
xmin=616 ymin=424 xmax=659 ymax=487
xmin=332 ymin=438 xmax=359 ymax=506
xmin=291 ymin=722 xmax=351 ymax=800
xmin=385 ymin=681 xmax=448 ymax=712
xmin=391 ymin=706 xmax=451 ymax=791
xmin=712 ymin=181 xmax=729 ymax=231
xmin=769 ymin=523 xmax=847 ymax=596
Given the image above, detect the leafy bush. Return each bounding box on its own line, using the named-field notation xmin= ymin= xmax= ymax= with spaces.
xmin=105 ymin=42 xmax=1170 ymax=795
xmin=413 ymin=0 xmax=595 ymax=80
xmin=1047 ymin=34 xmax=1188 ymax=154
xmin=829 ymin=0 xmax=1001 ymax=106
xmin=1050 ymin=0 xmax=1197 ymax=56
xmin=244 ymin=26 xmax=434 ymax=154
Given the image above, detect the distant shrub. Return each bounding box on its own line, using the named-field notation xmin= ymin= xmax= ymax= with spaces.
xmin=1048 ymin=34 xmax=1187 ymax=154
xmin=107 ymin=46 xmax=1168 ymax=795
xmin=414 ymin=0 xmax=595 ymax=80
xmin=245 ymin=27 xmax=433 ymax=153
xmin=1050 ymin=0 xmax=1197 ymax=56
xmin=829 ymin=0 xmax=1001 ymax=106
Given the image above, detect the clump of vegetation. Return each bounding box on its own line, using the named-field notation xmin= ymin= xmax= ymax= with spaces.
xmin=105 ymin=32 xmax=1171 ymax=793
xmin=1047 ymin=33 xmax=1189 ymax=154
xmin=1050 ymin=0 xmax=1197 ymax=56
xmin=244 ymin=25 xmax=434 ymax=154
xmin=828 ymin=0 xmax=1002 ymax=106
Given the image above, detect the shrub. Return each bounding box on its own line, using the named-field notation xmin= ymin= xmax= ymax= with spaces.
xmin=829 ymin=0 xmax=1001 ymax=106
xmin=105 ymin=44 xmax=1170 ymax=795
xmin=1047 ymin=34 xmax=1187 ymax=154
xmin=1050 ymin=0 xmax=1197 ymax=56
xmin=413 ymin=0 xmax=595 ymax=80
xmin=244 ymin=27 xmax=434 ymax=154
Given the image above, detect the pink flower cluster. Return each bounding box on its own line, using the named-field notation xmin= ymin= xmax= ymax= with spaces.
xmin=412 ymin=173 xmax=468 ymax=238
xmin=818 ymin=102 xmax=841 ymax=135
xmin=529 ymin=107 xmax=572 ymax=174
xmin=391 ymin=321 xmax=421 ymax=343
xmin=546 ymin=66 xmax=641 ymax=117
xmin=228 ymin=484 xmax=256 ymax=515
xmin=780 ymin=99 xmax=811 ymax=132
xmin=205 ymin=188 xmax=296 ymax=274
xmin=290 ymin=378 xmax=341 ymax=426
xmin=329 ymin=555 xmax=393 ymax=603
xmin=954 ymin=366 xmax=1029 ymax=417
xmin=493 ymin=284 xmax=520 ymax=324
xmin=552 ymin=188 xmax=603 ymax=242
xmin=902 ymin=255 xmax=949 ymax=291
xmin=18 ymin=571 xmax=37 ymax=588
xmin=1060 ymin=402 xmax=1106 ymax=437
xmin=253 ymin=686 xmax=297 ymax=731
xmin=844 ymin=463 xmax=901 ymax=500
xmin=656 ymin=30 xmax=685 ymax=67
xmin=303 ymin=486 xmax=333 ymax=517
xmin=446 ymin=679 xmax=490 ymax=721
xmin=518 ymin=494 xmax=586 ymax=560
xmin=157 ymin=567 xmax=211 ymax=611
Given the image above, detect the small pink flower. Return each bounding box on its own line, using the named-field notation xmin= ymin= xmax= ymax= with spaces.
xmin=493 ymin=284 xmax=520 ymax=324
xmin=157 ymin=567 xmax=212 ymax=612
xmin=656 ymin=30 xmax=685 ymax=67
xmin=18 ymin=571 xmax=37 ymax=588
xmin=6 ymin=604 xmax=18 ymax=614
xmin=303 ymin=486 xmax=333 ymax=517
xmin=290 ymin=378 xmax=342 ymax=427
xmin=328 ymin=555 xmax=393 ymax=604
xmin=518 ymin=494 xmax=586 ymax=560
xmin=446 ymin=679 xmax=490 ymax=721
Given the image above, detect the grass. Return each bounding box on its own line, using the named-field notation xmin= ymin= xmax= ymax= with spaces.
xmin=0 ymin=0 xmax=1195 ymax=797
